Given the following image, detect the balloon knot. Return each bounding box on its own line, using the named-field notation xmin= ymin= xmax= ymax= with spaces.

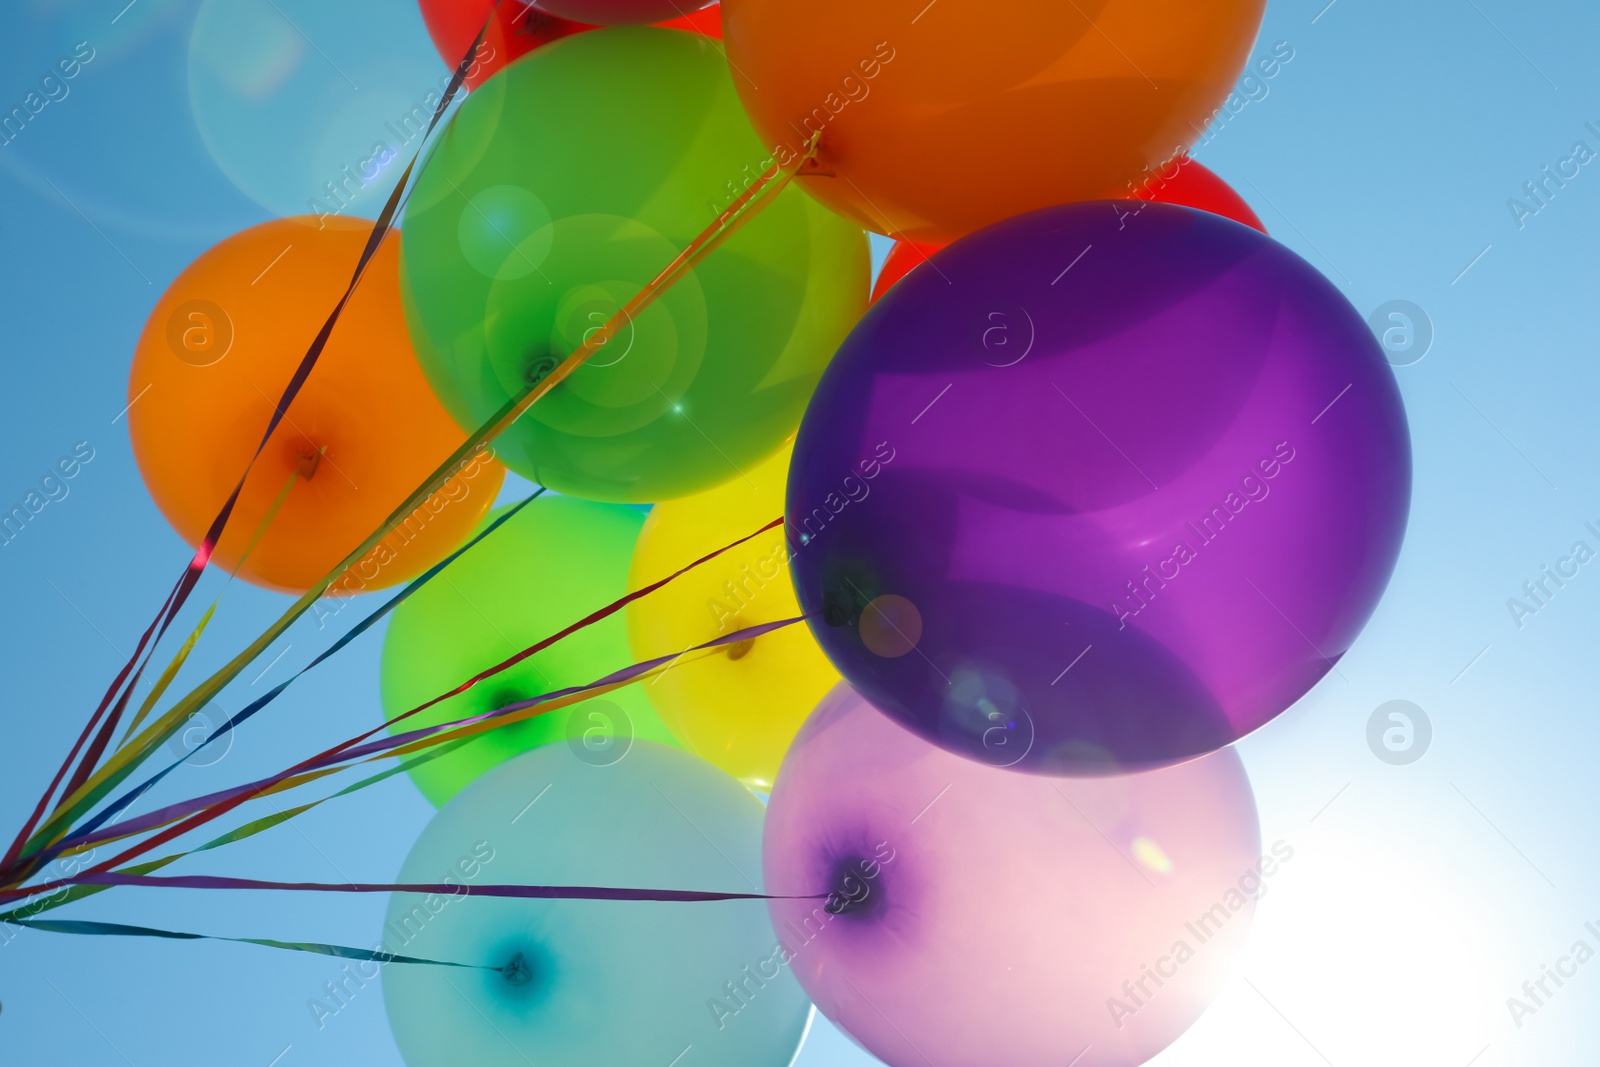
xmin=524 ymin=353 xmax=559 ymax=389
xmin=294 ymin=446 xmax=324 ymax=481
xmin=501 ymin=951 xmax=534 ymax=986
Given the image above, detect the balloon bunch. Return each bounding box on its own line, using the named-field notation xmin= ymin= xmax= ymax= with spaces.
xmin=0 ymin=2 xmax=1412 ymax=1067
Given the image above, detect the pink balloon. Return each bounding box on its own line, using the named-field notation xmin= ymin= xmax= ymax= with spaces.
xmin=763 ymin=686 xmax=1267 ymax=1067
xmin=532 ymin=0 xmax=711 ymax=25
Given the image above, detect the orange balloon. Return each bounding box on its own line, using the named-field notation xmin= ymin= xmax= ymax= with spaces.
xmin=723 ymin=0 xmax=1265 ymax=244
xmin=128 ymin=216 xmax=505 ymax=594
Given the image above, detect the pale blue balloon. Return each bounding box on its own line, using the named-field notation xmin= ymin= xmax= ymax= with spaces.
xmin=382 ymin=741 xmax=814 ymax=1066
xmin=187 ymin=0 xmax=448 ymax=220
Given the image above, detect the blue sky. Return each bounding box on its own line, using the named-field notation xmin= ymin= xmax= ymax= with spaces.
xmin=2 ymin=1 xmax=1599 ymax=1065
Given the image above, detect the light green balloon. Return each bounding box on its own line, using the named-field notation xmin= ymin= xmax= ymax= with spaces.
xmin=380 ymin=495 xmax=676 ymax=807
xmin=399 ymin=26 xmax=868 ymax=503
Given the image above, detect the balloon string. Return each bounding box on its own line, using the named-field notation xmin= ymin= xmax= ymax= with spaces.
xmin=12 ymin=489 xmax=546 ymax=873
xmin=83 ymin=485 xmax=545 ymax=821
xmin=329 ymin=620 xmax=796 ymax=777
xmin=50 ymin=38 xmax=476 ymax=813
xmin=113 ymin=606 xmax=217 ymax=754
xmin=16 ymin=119 xmax=813 ymax=878
xmin=115 ymin=468 xmax=300 ymax=751
xmin=0 ymin=584 xmax=176 ymax=876
xmin=221 ymin=464 xmax=303 ymax=581
xmin=1 ymin=1 xmax=503 ymax=876
xmin=31 ymin=621 xmax=797 ymax=901
xmin=9 ymin=25 xmax=808 ymax=891
xmin=7 ymin=622 xmax=803 ymax=923
xmin=54 ymin=617 xmax=799 ymax=883
xmin=1 ymin=916 xmax=498 ymax=970
xmin=229 ymin=465 xmax=302 ymax=575
xmin=2 ymin=874 xmax=806 ymax=905
xmin=16 ymin=516 xmax=783 ymax=879
xmin=3 ymin=438 xmax=302 ymax=874
xmin=2 ymin=742 xmax=474 ymax=925
xmin=32 ymin=508 xmax=770 ymax=866
xmin=2 ymin=869 xmax=821 ymax=971
xmin=46 ymin=52 xmax=475 ymax=816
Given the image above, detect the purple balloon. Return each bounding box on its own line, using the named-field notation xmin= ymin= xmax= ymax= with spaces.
xmin=786 ymin=202 xmax=1410 ymax=774
xmin=764 ymin=685 xmax=1264 ymax=1067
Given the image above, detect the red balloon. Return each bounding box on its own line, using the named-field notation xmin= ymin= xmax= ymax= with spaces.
xmin=653 ymin=5 xmax=722 ymax=34
xmin=870 ymin=157 xmax=1266 ymax=304
xmin=1130 ymin=155 xmax=1266 ymax=232
xmin=869 ymin=240 xmax=943 ymax=307
xmin=417 ymin=1 xmax=721 ymax=89
xmin=540 ymin=0 xmax=711 ymax=24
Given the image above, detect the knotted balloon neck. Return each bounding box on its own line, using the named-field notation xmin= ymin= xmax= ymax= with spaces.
xmin=524 ymin=352 xmax=560 ymax=390
xmin=501 ymin=950 xmax=534 ymax=987
xmin=293 ymin=446 xmax=324 ymax=481
xmin=822 ymin=853 xmax=885 ymax=919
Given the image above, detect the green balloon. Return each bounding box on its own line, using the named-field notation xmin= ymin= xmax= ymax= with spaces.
xmin=379 ymin=494 xmax=676 ymax=807
xmin=399 ymin=27 xmax=868 ymax=503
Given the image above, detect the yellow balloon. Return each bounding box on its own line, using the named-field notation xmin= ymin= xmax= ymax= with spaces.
xmin=627 ymin=439 xmax=837 ymax=791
